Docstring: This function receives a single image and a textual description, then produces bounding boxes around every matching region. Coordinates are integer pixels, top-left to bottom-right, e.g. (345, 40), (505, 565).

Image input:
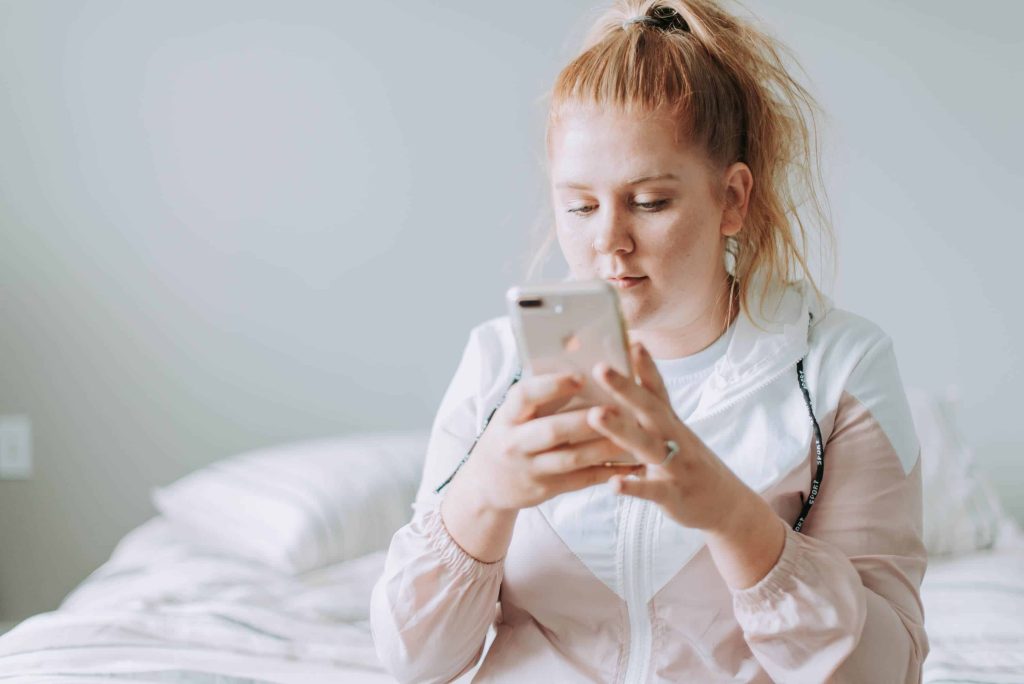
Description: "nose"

(591, 203), (635, 255)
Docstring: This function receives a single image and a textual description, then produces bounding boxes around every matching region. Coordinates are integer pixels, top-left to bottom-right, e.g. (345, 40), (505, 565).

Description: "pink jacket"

(370, 281), (928, 683)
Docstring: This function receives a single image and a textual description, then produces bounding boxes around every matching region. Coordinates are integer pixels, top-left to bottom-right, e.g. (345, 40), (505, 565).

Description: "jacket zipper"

(620, 495), (655, 683)
(617, 348), (806, 683)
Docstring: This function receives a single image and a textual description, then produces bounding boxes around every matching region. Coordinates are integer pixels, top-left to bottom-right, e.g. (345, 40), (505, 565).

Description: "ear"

(719, 162), (753, 237)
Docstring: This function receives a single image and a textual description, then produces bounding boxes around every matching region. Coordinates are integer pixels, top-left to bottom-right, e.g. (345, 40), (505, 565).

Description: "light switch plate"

(0, 415), (32, 479)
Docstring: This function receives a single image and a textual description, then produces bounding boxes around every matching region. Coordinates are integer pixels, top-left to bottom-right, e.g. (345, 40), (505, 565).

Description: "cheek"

(555, 222), (591, 260)
(659, 207), (706, 250)
(653, 206), (721, 266)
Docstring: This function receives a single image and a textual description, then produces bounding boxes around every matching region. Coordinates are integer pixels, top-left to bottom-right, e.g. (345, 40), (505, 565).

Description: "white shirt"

(651, 321), (735, 422)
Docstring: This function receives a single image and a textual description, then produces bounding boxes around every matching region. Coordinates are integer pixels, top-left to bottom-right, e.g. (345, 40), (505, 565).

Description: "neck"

(631, 276), (737, 360)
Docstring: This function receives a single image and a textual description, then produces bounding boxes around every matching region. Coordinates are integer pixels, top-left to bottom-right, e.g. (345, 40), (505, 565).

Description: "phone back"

(507, 279), (633, 413)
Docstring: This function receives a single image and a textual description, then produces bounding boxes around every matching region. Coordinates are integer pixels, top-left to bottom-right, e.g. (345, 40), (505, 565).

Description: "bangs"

(547, 28), (745, 167)
(552, 30), (691, 116)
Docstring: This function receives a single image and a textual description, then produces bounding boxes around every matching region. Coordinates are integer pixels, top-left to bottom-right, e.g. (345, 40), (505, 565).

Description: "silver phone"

(506, 280), (635, 463)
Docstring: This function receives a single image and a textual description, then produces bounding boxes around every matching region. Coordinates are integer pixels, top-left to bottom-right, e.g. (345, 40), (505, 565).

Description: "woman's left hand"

(588, 340), (750, 534)
(590, 339), (789, 588)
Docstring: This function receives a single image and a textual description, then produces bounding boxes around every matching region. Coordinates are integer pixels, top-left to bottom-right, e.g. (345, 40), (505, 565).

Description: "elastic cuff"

(421, 505), (504, 580)
(731, 525), (805, 611)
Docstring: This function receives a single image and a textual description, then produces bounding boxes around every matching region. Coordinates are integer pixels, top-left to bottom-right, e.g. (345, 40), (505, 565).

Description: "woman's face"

(547, 107), (749, 337)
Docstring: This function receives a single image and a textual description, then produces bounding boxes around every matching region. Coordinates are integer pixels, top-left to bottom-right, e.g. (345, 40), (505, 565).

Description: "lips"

(607, 276), (647, 289)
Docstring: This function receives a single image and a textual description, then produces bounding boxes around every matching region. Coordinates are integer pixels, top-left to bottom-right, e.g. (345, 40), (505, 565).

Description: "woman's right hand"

(453, 370), (645, 512)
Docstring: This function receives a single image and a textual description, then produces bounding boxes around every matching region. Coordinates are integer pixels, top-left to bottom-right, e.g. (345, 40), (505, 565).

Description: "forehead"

(547, 107), (703, 186)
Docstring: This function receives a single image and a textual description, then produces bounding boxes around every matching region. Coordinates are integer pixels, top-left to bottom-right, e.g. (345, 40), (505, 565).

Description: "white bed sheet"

(921, 533), (1024, 684)
(0, 516), (406, 683)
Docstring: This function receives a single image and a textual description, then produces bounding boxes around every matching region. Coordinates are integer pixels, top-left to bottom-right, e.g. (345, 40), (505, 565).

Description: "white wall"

(751, 0), (1024, 524)
(1, 0), (1021, 621)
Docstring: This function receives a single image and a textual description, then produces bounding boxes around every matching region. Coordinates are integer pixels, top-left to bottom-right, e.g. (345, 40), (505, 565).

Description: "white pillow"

(152, 430), (430, 574)
(906, 387), (1016, 557)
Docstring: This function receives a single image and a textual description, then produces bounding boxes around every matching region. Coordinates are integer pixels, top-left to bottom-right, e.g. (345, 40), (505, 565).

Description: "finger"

(630, 341), (671, 406)
(587, 403), (667, 466)
(506, 372), (583, 423)
(591, 361), (668, 435)
(516, 407), (604, 454)
(608, 471), (673, 503)
(548, 463), (645, 496)
(529, 437), (636, 475)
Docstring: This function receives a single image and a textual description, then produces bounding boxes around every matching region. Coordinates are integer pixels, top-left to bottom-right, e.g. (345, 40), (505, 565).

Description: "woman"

(370, 1), (927, 682)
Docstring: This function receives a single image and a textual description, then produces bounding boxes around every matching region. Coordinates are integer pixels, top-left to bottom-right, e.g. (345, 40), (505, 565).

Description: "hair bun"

(621, 5), (690, 33)
(649, 6), (690, 33)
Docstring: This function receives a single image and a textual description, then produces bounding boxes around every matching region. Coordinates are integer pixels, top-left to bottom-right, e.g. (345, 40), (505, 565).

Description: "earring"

(723, 235), (739, 276)
(724, 235), (740, 330)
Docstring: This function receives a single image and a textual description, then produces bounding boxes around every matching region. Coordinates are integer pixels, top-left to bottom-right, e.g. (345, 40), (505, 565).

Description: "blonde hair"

(527, 0), (834, 316)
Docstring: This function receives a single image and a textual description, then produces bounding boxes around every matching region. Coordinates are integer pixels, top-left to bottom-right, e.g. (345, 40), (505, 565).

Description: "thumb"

(608, 471), (670, 503)
(630, 341), (671, 405)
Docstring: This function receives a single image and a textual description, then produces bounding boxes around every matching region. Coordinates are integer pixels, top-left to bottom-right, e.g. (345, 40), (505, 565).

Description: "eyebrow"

(554, 173), (680, 189)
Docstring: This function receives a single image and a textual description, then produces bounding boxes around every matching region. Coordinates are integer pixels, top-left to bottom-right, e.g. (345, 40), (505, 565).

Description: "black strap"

(792, 357), (825, 532)
(434, 366), (522, 495)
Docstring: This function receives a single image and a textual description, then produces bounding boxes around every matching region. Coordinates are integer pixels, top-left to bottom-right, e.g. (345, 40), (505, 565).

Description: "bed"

(919, 532), (1024, 684)
(0, 390), (1021, 683)
(0, 516), (396, 683)
(0, 430), (494, 684)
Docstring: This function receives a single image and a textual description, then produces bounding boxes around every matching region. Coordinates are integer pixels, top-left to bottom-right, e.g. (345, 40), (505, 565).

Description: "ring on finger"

(660, 439), (680, 466)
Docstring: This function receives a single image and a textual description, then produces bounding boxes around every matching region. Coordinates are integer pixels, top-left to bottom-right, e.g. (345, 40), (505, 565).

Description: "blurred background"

(0, 0), (1021, 624)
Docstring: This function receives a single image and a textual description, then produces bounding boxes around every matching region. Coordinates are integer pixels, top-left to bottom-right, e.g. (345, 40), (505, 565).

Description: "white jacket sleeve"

(370, 324), (507, 684)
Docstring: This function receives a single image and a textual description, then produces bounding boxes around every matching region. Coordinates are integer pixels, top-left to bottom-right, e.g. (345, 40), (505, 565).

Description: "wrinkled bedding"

(921, 542), (1024, 684)
(0, 516), (398, 683)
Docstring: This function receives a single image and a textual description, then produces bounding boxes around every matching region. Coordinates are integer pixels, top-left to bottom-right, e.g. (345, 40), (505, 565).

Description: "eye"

(633, 199), (670, 211)
(566, 204), (597, 216)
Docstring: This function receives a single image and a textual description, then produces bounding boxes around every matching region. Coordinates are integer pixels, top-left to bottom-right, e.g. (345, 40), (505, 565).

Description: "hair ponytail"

(530, 0), (834, 316)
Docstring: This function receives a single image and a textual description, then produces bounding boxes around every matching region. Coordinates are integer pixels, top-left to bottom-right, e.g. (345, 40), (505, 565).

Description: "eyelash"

(567, 199), (670, 216)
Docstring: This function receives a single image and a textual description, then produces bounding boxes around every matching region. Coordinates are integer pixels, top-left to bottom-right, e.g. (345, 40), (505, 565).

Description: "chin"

(618, 298), (646, 325)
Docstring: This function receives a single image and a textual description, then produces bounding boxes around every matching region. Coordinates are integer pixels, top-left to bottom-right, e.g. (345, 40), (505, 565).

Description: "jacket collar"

(690, 278), (825, 421)
(554, 272), (827, 419)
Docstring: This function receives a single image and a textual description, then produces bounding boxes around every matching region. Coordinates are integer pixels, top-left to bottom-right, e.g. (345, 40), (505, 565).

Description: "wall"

(1, 0), (1021, 621)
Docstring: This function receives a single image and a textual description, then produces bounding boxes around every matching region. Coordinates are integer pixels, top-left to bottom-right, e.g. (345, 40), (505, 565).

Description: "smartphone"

(506, 279), (636, 465)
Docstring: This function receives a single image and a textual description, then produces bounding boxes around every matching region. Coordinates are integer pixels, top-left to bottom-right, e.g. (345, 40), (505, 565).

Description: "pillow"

(152, 430), (430, 574)
(906, 387), (1017, 557)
